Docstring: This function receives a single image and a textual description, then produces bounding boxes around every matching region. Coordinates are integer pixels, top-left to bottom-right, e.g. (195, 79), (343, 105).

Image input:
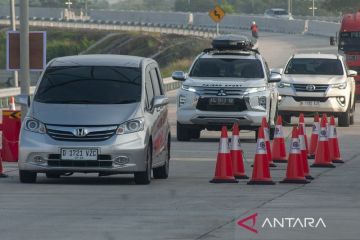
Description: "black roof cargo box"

(211, 34), (255, 50)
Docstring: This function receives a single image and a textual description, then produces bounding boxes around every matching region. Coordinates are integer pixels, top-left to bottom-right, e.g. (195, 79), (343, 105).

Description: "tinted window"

(150, 68), (161, 96)
(285, 58), (344, 75)
(190, 58), (264, 79)
(35, 66), (141, 104)
(145, 70), (154, 107)
(339, 32), (360, 51)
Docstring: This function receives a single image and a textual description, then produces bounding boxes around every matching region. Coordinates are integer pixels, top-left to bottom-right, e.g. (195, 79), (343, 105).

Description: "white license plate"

(301, 101), (320, 106)
(60, 148), (98, 160)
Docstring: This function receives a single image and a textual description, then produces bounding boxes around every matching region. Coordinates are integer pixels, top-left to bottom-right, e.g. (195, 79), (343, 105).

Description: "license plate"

(301, 101), (319, 106)
(60, 148), (98, 160)
(209, 97), (234, 105)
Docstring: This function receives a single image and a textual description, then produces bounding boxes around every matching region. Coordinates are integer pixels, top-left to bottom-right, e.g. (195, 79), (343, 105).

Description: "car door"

(150, 64), (168, 165)
(144, 65), (161, 166)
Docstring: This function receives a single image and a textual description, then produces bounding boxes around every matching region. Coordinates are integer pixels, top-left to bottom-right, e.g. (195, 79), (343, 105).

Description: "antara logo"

(237, 213), (327, 234)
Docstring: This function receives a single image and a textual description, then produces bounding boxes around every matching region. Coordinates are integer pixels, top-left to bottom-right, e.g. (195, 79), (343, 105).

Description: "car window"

(150, 68), (162, 96)
(35, 66), (141, 104)
(189, 58), (264, 79)
(145, 68), (154, 108)
(284, 58), (344, 75)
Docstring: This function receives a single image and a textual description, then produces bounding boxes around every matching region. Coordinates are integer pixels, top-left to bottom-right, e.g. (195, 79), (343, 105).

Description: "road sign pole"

(10, 0), (18, 87)
(19, 0), (30, 120)
(216, 23), (219, 35)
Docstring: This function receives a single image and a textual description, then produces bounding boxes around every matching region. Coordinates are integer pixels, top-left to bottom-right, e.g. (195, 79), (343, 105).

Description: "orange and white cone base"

(210, 126), (238, 183)
(0, 159), (8, 178)
(9, 96), (16, 111)
(329, 116), (344, 163)
(272, 116), (287, 163)
(281, 127), (310, 184)
(248, 127), (275, 185)
(230, 123), (248, 179)
(311, 115), (336, 168)
(298, 113), (309, 154)
(308, 115), (320, 159)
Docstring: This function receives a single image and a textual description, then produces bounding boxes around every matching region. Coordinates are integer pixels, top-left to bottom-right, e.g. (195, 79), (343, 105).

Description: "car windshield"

(189, 58), (264, 79)
(284, 58), (344, 75)
(339, 32), (360, 52)
(35, 66), (142, 104)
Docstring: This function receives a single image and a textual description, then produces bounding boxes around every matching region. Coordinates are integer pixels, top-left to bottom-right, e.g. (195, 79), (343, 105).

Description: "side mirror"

(330, 36), (336, 46)
(15, 94), (31, 107)
(270, 68), (283, 74)
(153, 95), (169, 108)
(172, 71), (187, 81)
(268, 73), (282, 83)
(348, 70), (358, 77)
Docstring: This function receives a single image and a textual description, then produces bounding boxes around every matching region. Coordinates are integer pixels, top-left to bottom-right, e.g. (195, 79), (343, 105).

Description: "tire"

(269, 127), (275, 140)
(350, 99), (355, 125)
(153, 139), (170, 179)
(338, 107), (350, 127)
(282, 115), (291, 125)
(19, 170), (37, 183)
(177, 122), (191, 141)
(134, 145), (152, 185)
(191, 129), (201, 139)
(46, 172), (61, 179)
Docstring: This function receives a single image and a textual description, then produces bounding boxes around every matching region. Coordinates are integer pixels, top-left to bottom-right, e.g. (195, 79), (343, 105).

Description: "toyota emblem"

(306, 85), (316, 92)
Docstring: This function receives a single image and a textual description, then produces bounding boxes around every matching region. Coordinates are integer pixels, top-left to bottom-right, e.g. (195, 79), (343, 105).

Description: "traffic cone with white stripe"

(9, 96), (16, 111)
(262, 117), (276, 167)
(210, 126), (238, 183)
(311, 114), (336, 168)
(329, 116), (344, 163)
(298, 124), (314, 180)
(298, 113), (309, 153)
(247, 127), (275, 185)
(272, 116), (287, 163)
(280, 127), (310, 184)
(308, 114), (320, 159)
(230, 123), (248, 179)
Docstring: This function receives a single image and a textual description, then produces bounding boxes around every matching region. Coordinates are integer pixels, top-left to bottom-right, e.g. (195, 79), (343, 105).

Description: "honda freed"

(18, 55), (170, 185)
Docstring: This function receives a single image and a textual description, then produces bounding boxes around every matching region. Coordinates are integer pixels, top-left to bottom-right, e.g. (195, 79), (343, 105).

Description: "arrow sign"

(10, 111), (21, 119)
(237, 213), (258, 234)
(209, 5), (225, 23)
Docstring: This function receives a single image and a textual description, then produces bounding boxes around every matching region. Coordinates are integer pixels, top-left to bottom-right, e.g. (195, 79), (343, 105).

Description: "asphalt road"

(1, 33), (360, 240)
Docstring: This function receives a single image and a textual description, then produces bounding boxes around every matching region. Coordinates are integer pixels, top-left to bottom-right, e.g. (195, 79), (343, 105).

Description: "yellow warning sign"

(3, 111), (21, 119)
(209, 5), (225, 23)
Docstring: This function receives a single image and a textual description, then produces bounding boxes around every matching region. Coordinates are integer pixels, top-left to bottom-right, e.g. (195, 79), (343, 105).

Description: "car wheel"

(177, 122), (191, 141)
(282, 115), (291, 125)
(191, 129), (201, 139)
(350, 100), (355, 125)
(134, 145), (152, 185)
(46, 173), (61, 179)
(19, 170), (37, 183)
(153, 139), (170, 179)
(338, 107), (350, 127)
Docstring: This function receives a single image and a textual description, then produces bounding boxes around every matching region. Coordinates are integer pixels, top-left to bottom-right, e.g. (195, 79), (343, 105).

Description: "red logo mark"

(237, 213), (258, 234)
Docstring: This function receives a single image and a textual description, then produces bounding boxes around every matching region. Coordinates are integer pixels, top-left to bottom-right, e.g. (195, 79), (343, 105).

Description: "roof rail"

(203, 47), (259, 55)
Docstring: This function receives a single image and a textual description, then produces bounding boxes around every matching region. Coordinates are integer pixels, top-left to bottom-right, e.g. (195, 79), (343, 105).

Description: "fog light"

(113, 156), (129, 166)
(258, 96), (267, 108)
(337, 96), (346, 106)
(33, 156), (45, 164)
(179, 95), (186, 107)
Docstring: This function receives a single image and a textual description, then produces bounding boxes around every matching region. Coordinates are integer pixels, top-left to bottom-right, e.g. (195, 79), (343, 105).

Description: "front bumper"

(18, 130), (148, 173)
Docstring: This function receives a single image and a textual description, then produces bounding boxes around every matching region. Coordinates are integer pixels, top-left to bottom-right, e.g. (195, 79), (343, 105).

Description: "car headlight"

(24, 117), (46, 134)
(245, 87), (266, 94)
(116, 118), (144, 135)
(278, 82), (291, 88)
(331, 82), (347, 89)
(181, 84), (197, 93)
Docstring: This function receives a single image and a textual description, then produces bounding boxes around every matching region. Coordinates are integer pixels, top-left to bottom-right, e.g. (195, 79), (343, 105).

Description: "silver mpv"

(18, 55), (171, 185)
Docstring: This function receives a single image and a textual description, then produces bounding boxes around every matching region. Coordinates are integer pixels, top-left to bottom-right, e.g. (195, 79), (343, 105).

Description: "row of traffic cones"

(210, 113), (343, 184)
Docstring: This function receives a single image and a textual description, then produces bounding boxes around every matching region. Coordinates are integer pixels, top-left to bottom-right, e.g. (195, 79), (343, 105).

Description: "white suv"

(278, 53), (357, 126)
(172, 35), (280, 141)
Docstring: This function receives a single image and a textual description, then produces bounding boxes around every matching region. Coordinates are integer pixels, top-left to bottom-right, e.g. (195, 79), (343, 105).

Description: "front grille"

(46, 125), (117, 142)
(196, 98), (247, 112)
(201, 87), (246, 96)
(293, 84), (328, 93)
(47, 160), (112, 168)
(293, 96), (328, 102)
(48, 154), (111, 160)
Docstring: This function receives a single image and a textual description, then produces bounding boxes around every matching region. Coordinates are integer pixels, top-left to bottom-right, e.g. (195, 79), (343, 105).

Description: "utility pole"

(312, 0), (315, 17)
(10, 0), (18, 87)
(19, 0), (30, 119)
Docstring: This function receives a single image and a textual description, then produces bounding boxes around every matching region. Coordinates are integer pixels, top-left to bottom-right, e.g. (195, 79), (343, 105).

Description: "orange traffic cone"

(272, 116), (287, 163)
(280, 127), (310, 184)
(329, 116), (344, 163)
(308, 114), (320, 159)
(298, 113), (309, 153)
(311, 114), (335, 168)
(262, 117), (276, 167)
(247, 127), (275, 185)
(9, 96), (16, 111)
(298, 125), (314, 180)
(210, 126), (238, 183)
(230, 123), (248, 179)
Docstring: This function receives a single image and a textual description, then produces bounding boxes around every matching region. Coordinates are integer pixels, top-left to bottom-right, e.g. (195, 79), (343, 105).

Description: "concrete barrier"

(307, 20), (339, 37)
